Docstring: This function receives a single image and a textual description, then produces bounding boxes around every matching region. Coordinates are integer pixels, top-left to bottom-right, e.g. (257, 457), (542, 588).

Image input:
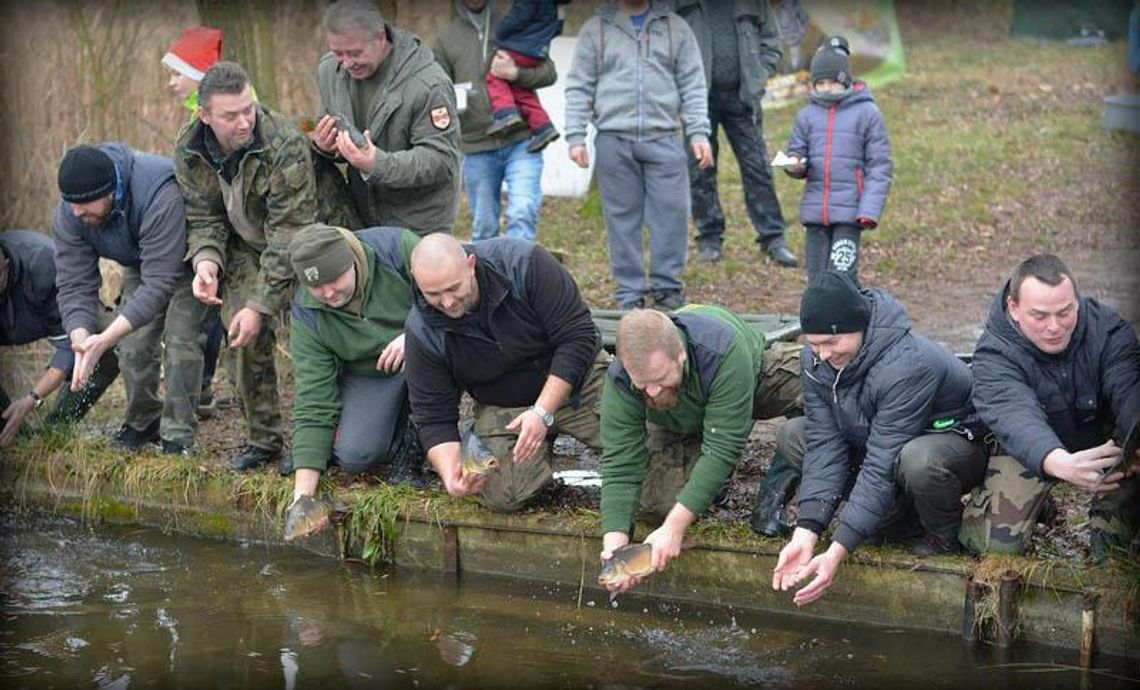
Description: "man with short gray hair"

(310, 0), (461, 235)
(175, 60), (320, 471)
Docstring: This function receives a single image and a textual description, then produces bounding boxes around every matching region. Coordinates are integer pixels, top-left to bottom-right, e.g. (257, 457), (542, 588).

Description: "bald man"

(404, 233), (608, 511)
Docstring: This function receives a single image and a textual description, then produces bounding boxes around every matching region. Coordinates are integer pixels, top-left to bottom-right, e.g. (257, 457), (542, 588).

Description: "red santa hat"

(161, 26), (223, 82)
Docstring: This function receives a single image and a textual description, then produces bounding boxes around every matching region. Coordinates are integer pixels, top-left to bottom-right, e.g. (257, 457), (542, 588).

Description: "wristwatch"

(28, 390), (44, 410)
(530, 403), (554, 428)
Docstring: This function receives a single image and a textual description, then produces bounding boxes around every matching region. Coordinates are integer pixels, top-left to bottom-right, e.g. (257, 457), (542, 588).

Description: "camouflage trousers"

(776, 416), (988, 540)
(959, 454), (1140, 555)
(474, 351), (610, 512)
(221, 244), (284, 451)
(116, 266), (211, 447)
(638, 340), (805, 521)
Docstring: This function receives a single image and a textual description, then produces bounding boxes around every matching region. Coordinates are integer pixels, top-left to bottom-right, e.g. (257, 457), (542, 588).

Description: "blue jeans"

(461, 140), (543, 242)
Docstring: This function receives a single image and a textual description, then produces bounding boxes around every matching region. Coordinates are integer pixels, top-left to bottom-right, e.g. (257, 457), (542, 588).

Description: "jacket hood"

(598, 1), (672, 25)
(809, 79), (876, 109)
(377, 26), (439, 91)
(842, 289), (911, 380)
(983, 279), (1090, 363)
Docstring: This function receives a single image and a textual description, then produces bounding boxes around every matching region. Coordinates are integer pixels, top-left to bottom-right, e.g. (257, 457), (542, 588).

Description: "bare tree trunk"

(196, 0), (278, 107)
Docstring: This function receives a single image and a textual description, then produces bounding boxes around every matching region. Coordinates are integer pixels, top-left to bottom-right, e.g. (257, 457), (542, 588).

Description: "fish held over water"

(283, 495), (346, 542)
(460, 422), (500, 476)
(597, 543), (654, 595)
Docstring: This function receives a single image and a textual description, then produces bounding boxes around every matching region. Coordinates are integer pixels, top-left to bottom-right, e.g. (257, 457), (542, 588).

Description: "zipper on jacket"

(822, 103), (838, 226)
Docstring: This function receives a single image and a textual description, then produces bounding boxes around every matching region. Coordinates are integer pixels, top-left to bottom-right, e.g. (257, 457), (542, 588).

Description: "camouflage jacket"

(174, 105), (319, 314)
(318, 24), (461, 235)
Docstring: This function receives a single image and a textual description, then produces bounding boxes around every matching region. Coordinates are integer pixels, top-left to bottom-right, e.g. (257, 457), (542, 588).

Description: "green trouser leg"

(1089, 473), (1140, 561)
(958, 455), (1052, 555)
(116, 267), (164, 432)
(475, 352), (609, 513)
(222, 247), (283, 451)
(46, 350), (121, 426)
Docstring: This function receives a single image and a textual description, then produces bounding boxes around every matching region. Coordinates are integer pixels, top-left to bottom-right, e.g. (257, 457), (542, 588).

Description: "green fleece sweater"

(600, 305), (765, 534)
(290, 228), (419, 472)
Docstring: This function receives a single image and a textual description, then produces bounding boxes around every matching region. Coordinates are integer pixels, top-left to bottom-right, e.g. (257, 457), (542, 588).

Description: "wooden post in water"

(961, 578), (982, 642)
(996, 569), (1021, 647)
(1079, 590), (1098, 668)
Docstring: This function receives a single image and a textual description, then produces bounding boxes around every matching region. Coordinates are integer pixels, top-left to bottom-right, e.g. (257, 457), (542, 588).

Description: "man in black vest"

(52, 144), (211, 454)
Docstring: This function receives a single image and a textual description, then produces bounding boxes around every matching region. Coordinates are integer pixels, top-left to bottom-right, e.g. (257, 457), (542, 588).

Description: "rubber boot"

(749, 452), (801, 538)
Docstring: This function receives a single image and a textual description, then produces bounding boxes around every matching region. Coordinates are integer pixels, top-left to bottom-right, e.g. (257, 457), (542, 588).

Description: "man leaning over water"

(285, 224), (426, 510)
(598, 305), (802, 596)
(404, 233), (608, 511)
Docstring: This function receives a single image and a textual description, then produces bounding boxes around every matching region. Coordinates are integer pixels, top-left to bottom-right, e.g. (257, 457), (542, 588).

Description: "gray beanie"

(810, 36), (852, 86)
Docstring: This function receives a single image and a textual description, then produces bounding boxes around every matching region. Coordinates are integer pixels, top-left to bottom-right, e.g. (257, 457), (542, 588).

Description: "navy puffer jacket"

(797, 290), (976, 552)
(787, 81), (893, 227)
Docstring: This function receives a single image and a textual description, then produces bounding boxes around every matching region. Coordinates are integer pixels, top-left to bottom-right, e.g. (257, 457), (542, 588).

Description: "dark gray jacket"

(0, 230), (73, 373)
(672, 0), (782, 112)
(972, 283), (1140, 478)
(52, 143), (187, 334)
(786, 81), (893, 227)
(797, 290), (976, 552)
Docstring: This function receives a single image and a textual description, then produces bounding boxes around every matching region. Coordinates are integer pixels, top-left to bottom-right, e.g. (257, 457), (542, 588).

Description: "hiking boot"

(110, 419), (161, 451)
(763, 242), (799, 268)
(617, 297), (645, 310)
(230, 445), (280, 472)
(487, 113), (526, 137)
(651, 290), (685, 311)
(197, 389), (217, 420)
(749, 452), (800, 538)
(912, 533), (964, 557)
(696, 245), (722, 263)
(527, 126), (560, 154)
(161, 439), (190, 456)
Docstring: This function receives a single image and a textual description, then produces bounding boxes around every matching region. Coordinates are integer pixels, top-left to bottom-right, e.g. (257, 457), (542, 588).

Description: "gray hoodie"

(564, 1), (710, 145)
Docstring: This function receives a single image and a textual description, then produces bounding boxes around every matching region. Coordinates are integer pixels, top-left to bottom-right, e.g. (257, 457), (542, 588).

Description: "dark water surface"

(1, 511), (1137, 689)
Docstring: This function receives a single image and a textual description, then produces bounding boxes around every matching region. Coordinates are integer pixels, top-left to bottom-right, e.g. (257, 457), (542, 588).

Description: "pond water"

(1, 511), (1137, 689)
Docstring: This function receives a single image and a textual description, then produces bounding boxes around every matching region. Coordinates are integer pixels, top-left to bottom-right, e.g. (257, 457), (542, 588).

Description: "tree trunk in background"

(196, 0), (278, 107)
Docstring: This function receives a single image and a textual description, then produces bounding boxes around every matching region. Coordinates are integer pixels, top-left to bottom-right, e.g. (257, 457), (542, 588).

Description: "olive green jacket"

(317, 25), (462, 235)
(174, 105), (319, 315)
(433, 2), (557, 155)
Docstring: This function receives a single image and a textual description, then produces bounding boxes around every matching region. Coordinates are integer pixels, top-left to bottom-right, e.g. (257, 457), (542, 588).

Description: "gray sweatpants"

(332, 372), (407, 474)
(594, 132), (690, 305)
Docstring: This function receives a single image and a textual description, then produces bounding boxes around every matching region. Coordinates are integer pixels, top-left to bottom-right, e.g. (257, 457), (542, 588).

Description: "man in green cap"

(175, 60), (320, 471)
(286, 223), (424, 508)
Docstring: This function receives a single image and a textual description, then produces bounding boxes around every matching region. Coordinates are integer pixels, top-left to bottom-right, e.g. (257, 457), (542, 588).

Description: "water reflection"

(0, 511), (1136, 689)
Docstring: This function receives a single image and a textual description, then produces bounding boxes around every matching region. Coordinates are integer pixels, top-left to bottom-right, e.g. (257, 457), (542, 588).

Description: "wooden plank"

(591, 309), (801, 352)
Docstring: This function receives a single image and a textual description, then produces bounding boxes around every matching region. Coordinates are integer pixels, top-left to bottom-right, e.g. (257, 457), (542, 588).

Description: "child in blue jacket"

(785, 36), (893, 281)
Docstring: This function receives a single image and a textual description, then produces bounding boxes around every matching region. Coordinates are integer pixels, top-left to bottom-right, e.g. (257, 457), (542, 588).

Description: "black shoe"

(487, 113), (526, 136)
(696, 245), (722, 263)
(652, 290), (685, 311)
(763, 243), (799, 267)
(277, 454), (294, 477)
(749, 453), (800, 538)
(161, 439), (190, 456)
(110, 419), (161, 451)
(230, 445), (280, 472)
(617, 297), (645, 310)
(527, 127), (560, 154)
(912, 533), (963, 557)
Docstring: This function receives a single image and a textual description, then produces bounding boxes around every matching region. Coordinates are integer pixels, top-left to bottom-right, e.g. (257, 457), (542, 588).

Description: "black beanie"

(58, 145), (116, 203)
(799, 271), (870, 335)
(810, 36), (852, 86)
